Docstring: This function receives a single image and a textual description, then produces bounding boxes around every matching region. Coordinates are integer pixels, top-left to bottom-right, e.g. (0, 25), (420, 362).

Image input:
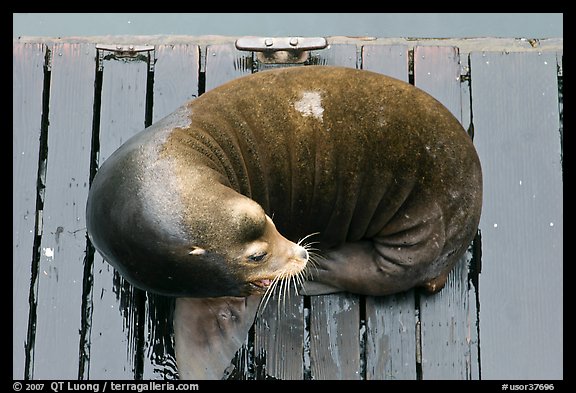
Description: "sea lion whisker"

(304, 252), (323, 273)
(297, 232), (321, 246)
(257, 288), (272, 314)
(292, 273), (304, 295)
(302, 258), (323, 281)
(258, 275), (281, 314)
(282, 274), (290, 312)
(259, 287), (276, 314)
(310, 250), (326, 260)
(303, 245), (321, 254)
(258, 268), (296, 314)
(276, 275), (286, 315)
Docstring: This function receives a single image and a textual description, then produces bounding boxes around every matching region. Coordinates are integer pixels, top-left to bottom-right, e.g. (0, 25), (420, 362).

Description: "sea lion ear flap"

(189, 247), (207, 256)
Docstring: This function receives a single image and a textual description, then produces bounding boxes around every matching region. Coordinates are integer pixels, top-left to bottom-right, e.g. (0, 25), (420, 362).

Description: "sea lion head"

(178, 193), (310, 298)
(86, 135), (309, 298)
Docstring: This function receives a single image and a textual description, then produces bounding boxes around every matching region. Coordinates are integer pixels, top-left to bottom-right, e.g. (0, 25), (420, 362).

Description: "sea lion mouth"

(247, 277), (275, 294)
(251, 278), (273, 289)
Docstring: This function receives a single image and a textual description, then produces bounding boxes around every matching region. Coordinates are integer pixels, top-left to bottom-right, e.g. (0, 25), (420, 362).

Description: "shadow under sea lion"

(86, 65), (482, 379)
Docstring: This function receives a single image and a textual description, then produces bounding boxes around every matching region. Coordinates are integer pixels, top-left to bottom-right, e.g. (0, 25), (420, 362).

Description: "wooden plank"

(152, 44), (200, 122)
(363, 293), (417, 380)
(142, 43), (199, 380)
(361, 44), (418, 380)
(458, 56), (481, 381)
(200, 43), (300, 379)
(88, 54), (149, 379)
(13, 42), (46, 379)
(362, 44), (408, 80)
(471, 51), (562, 379)
(414, 46), (462, 118)
(254, 288), (305, 380)
(309, 294), (361, 379)
(203, 43), (298, 379)
(413, 45), (479, 379)
(199, 43), (256, 379)
(204, 44), (252, 92)
(32, 43), (96, 379)
(307, 44), (362, 380)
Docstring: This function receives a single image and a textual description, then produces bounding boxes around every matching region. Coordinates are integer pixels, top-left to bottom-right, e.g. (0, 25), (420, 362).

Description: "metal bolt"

(289, 37), (299, 46)
(264, 38), (274, 47)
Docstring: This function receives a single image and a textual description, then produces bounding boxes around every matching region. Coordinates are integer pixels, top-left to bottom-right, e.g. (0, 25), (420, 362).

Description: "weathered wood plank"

(88, 54), (149, 379)
(309, 293), (362, 380)
(254, 288), (305, 380)
(362, 44), (408, 79)
(361, 44), (418, 380)
(458, 56), (481, 380)
(204, 44), (252, 92)
(471, 51), (563, 379)
(152, 44), (200, 122)
(250, 52), (308, 377)
(317, 43), (358, 68)
(33, 43), (96, 379)
(307, 44), (362, 380)
(414, 46), (462, 118)
(13, 42), (46, 379)
(203, 44), (301, 379)
(142, 44), (200, 380)
(201, 43), (258, 379)
(413, 45), (479, 379)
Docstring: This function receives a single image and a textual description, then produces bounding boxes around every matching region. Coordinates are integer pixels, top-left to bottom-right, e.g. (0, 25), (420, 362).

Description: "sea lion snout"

(295, 246), (309, 263)
(286, 243), (309, 274)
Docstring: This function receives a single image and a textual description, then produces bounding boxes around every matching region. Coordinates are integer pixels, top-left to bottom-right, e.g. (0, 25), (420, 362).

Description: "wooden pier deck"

(13, 36), (563, 380)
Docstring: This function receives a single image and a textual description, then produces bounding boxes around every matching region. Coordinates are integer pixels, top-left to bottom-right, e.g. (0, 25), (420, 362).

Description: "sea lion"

(85, 65), (482, 379)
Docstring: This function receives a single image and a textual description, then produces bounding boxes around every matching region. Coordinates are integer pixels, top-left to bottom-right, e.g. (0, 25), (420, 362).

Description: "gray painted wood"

(458, 63), (481, 381)
(308, 44), (362, 380)
(362, 44), (408, 79)
(152, 44), (200, 122)
(254, 287), (305, 380)
(201, 43), (258, 378)
(88, 53), (149, 379)
(12, 35), (563, 381)
(414, 45), (479, 379)
(203, 43), (308, 380)
(201, 43), (306, 379)
(33, 43), (96, 379)
(204, 44), (252, 92)
(471, 51), (563, 379)
(13, 42), (46, 379)
(361, 44), (418, 380)
(365, 294), (418, 380)
(142, 44), (200, 380)
(309, 294), (361, 379)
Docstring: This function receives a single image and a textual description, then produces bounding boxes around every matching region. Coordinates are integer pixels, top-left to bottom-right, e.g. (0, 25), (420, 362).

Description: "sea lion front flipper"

(302, 237), (446, 297)
(298, 280), (343, 296)
(174, 295), (261, 380)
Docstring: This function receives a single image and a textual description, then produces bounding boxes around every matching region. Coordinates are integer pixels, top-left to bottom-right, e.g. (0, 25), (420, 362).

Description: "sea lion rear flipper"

(174, 295), (261, 379)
